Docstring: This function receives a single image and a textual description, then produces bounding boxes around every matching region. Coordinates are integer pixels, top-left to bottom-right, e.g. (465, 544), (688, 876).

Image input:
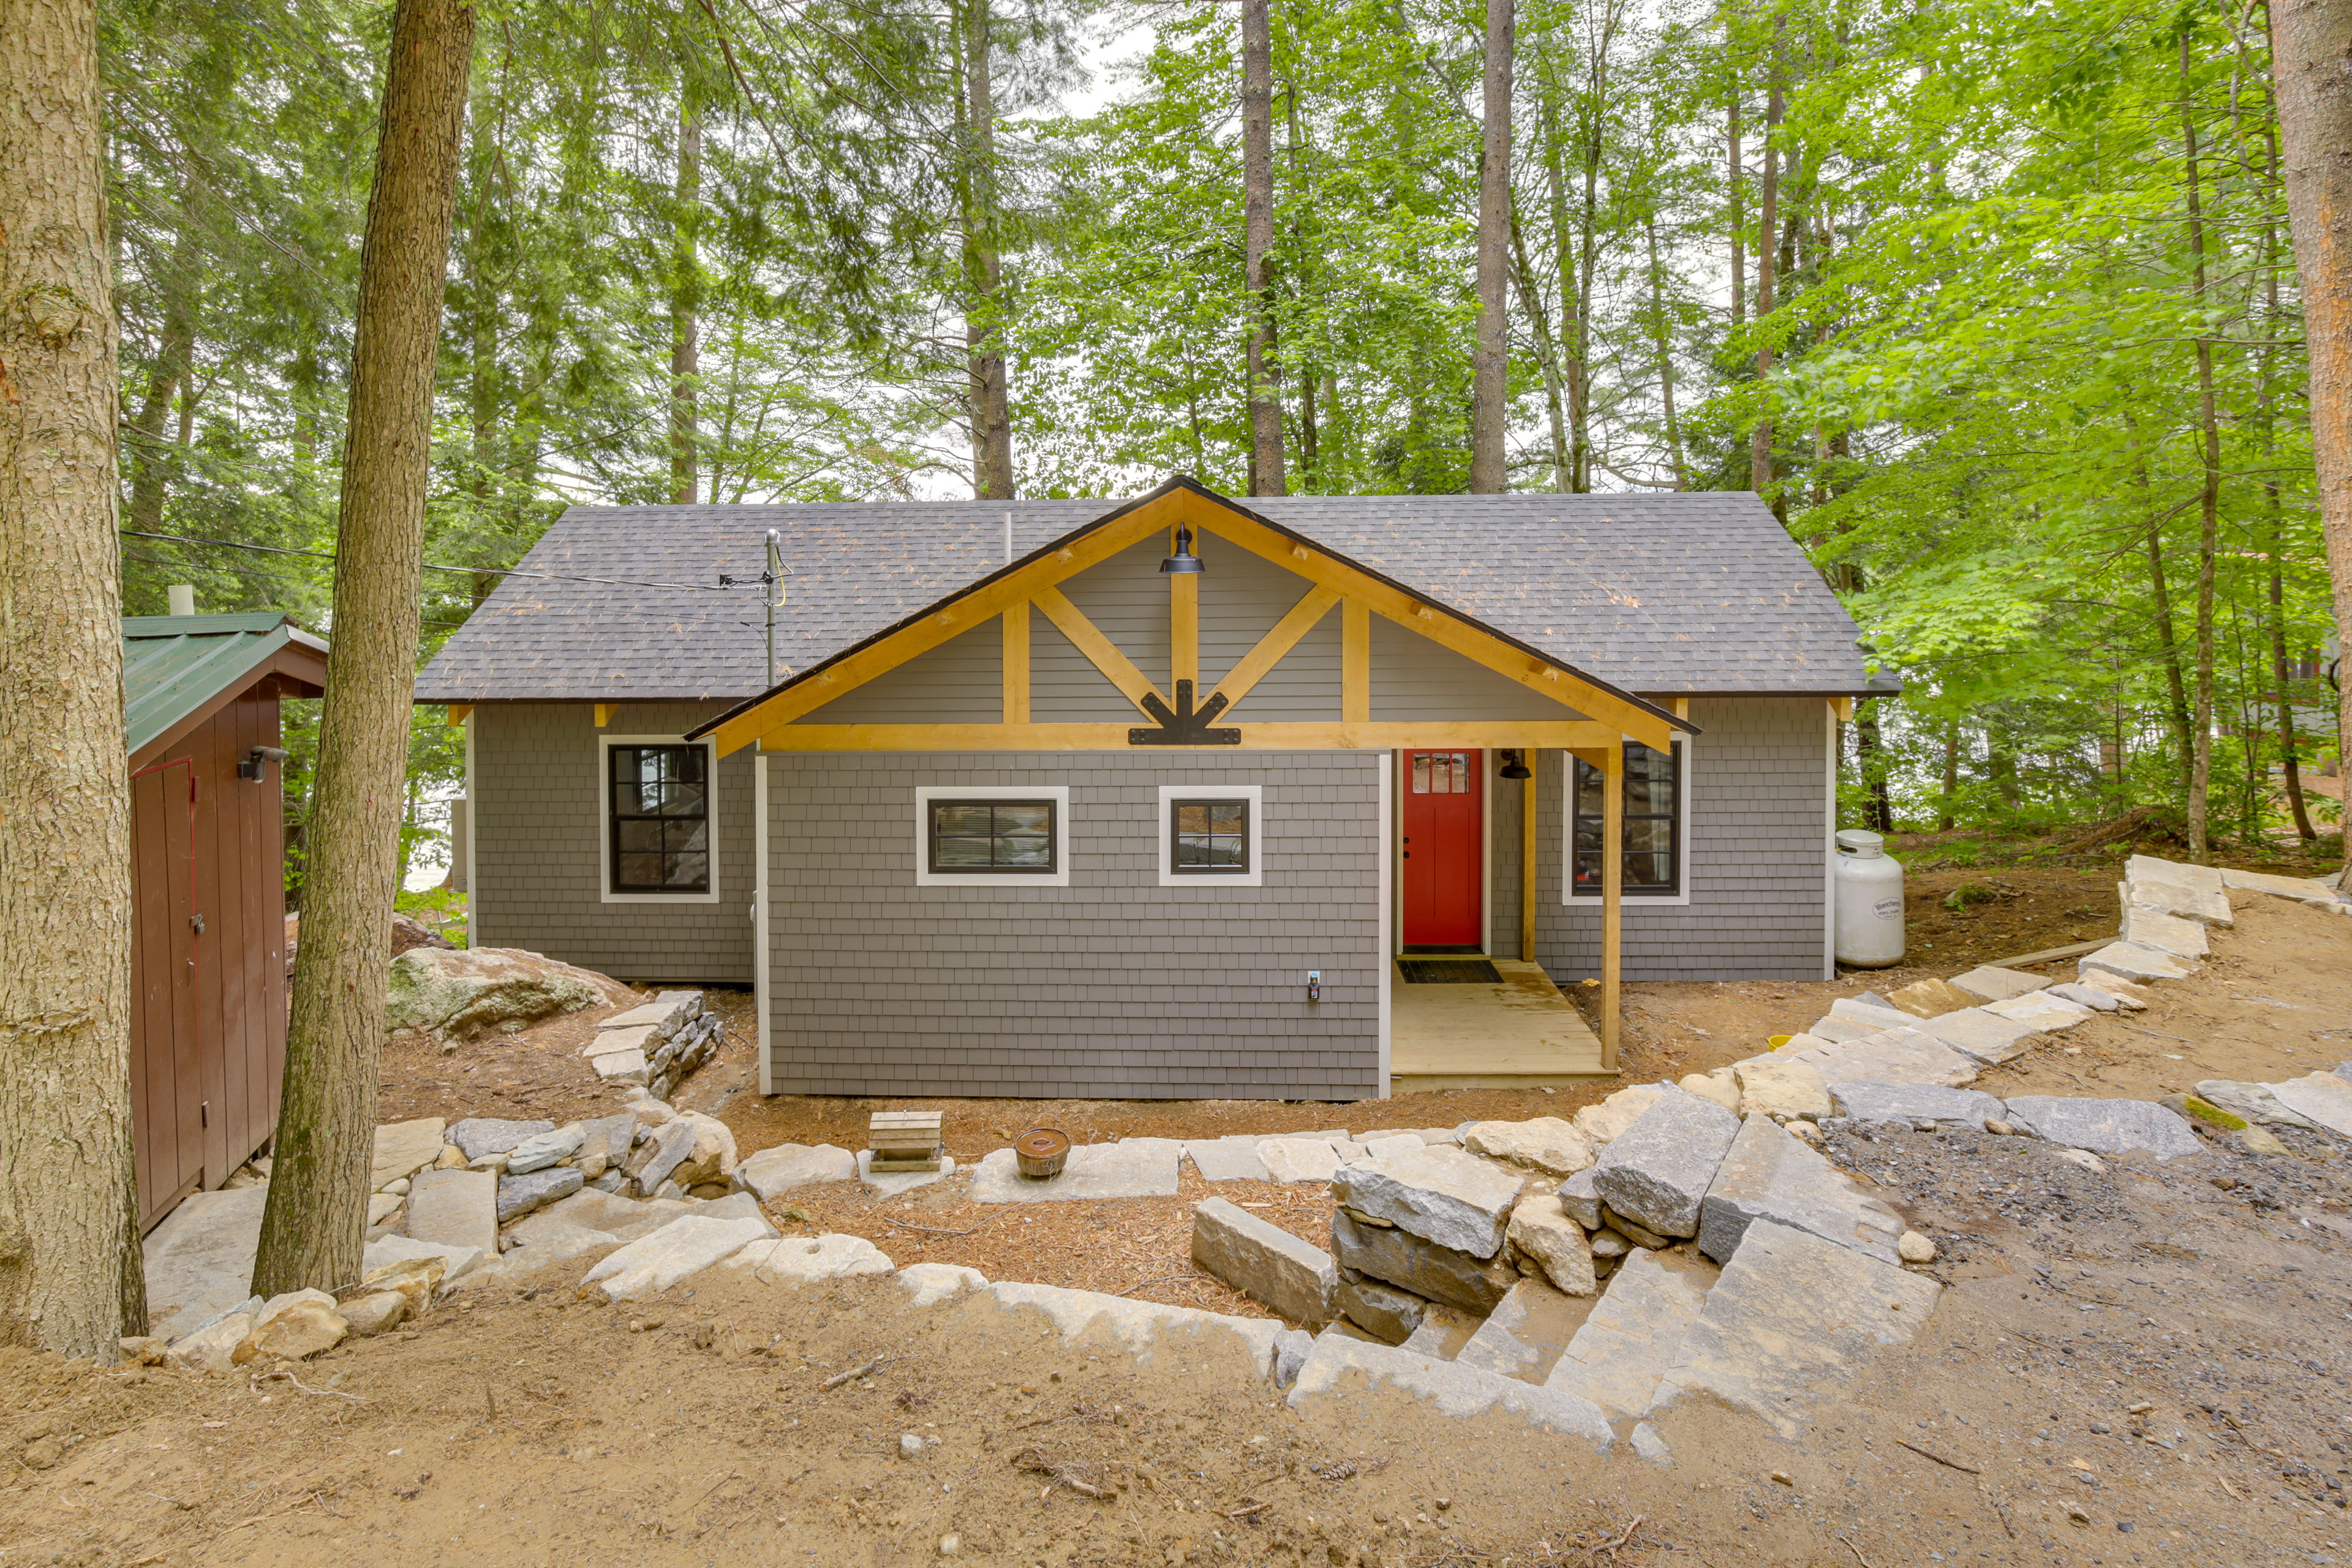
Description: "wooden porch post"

(1602, 741), (1623, 1069)
(1520, 751), (1538, 963)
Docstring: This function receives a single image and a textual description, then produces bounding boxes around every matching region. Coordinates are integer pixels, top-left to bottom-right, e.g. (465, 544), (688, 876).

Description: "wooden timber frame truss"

(688, 477), (1698, 1069)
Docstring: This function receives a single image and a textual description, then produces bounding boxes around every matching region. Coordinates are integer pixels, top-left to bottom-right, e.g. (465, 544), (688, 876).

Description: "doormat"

(1397, 957), (1502, 984)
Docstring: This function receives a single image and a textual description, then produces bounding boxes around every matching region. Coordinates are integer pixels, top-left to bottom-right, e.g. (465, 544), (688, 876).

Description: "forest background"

(109, 0), (2345, 899)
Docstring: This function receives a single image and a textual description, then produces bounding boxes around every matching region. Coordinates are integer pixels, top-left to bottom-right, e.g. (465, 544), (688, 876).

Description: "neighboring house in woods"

(418, 477), (1887, 1102)
(127, 612), (326, 1231)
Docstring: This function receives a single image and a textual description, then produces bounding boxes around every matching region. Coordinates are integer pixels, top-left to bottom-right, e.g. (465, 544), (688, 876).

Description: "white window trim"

(1561, 735), (1694, 908)
(914, 784), (1071, 888)
(1156, 783), (1265, 888)
(599, 733), (722, 905)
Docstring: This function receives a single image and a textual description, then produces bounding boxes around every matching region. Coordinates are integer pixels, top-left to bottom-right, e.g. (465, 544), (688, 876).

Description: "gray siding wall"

(1520, 696), (1828, 982)
(1369, 616), (1587, 722)
(472, 701), (757, 983)
(1491, 755), (1528, 960)
(765, 750), (1383, 1099)
(800, 622), (1003, 723)
(1200, 536), (1341, 719)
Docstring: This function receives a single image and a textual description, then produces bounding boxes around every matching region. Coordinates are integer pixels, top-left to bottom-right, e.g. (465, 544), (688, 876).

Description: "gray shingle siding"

(764, 751), (1382, 1099)
(471, 702), (756, 982)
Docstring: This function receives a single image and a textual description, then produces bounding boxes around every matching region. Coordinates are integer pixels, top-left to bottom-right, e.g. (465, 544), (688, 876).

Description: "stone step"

(1287, 1333), (1613, 1447)
(1542, 1246), (1715, 1423)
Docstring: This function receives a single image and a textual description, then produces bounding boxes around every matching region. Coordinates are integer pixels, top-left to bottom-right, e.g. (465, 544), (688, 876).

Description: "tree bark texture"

(253, 0), (475, 1298)
(1468, 0), (1513, 494)
(961, 0), (1014, 500)
(1240, 0), (1286, 495)
(0, 0), (146, 1359)
(2269, 0), (2352, 881)
(2180, 32), (2221, 863)
(669, 96), (701, 506)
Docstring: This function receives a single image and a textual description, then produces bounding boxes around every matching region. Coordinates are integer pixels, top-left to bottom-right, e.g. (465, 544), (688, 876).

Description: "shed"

(126, 612), (328, 1230)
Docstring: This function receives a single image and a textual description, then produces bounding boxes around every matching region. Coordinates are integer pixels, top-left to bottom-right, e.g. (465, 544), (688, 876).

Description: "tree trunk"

(1507, 210), (1571, 493)
(1468, 0), (1513, 494)
(668, 94), (700, 506)
(2269, 0), (2352, 883)
(126, 165), (202, 539)
(1727, 87), (1744, 330)
(252, 0), (475, 1299)
(0, 0), (145, 1361)
(2145, 518), (2198, 792)
(1937, 720), (1959, 831)
(2180, 32), (2221, 864)
(1540, 93), (1585, 493)
(961, 0), (1014, 500)
(1646, 216), (1687, 488)
(1749, 39), (1781, 500)
(1241, 0), (1286, 495)
(1856, 698), (1893, 832)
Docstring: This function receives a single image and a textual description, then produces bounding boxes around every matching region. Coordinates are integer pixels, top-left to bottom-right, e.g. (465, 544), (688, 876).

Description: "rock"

(237, 1289), (347, 1363)
(1982, 991), (2094, 1032)
(1795, 1016), (1883, 1046)
(1600, 1205), (1672, 1251)
(856, 1149), (957, 1195)
(2124, 856), (2233, 924)
(1544, 1248), (1714, 1422)
(168, 1312), (253, 1374)
(899, 1434), (925, 1459)
(1588, 1229), (1629, 1259)
(1461, 1118), (1596, 1177)
(1733, 1057), (1833, 1122)
(1630, 1422), (1673, 1466)
(733, 1143), (857, 1198)
(1359, 1133), (1426, 1161)
(1910, 1008), (2043, 1066)
(1946, 965), (2049, 1005)
(1330, 1209), (1517, 1314)
(1507, 1194), (1597, 1297)
(339, 1291), (411, 1336)
(496, 1166), (585, 1225)
(1185, 1138), (1272, 1183)
(726, 1233), (896, 1285)
(2120, 906), (2211, 959)
(362, 1232), (478, 1285)
(1883, 978), (1977, 1019)
(2079, 941), (2194, 984)
(142, 1185), (271, 1341)
(434, 1145), (467, 1169)
(478, 1223), (619, 1281)
(625, 1119), (699, 1193)
(668, 1111), (738, 1188)
(371, 1118), (448, 1190)
(2220, 865), (2348, 903)
(2162, 1092), (2245, 1130)
(1257, 1137), (1348, 1184)
(406, 1167), (499, 1259)
(1698, 1115), (1903, 1265)
(599, 990), (704, 1040)
(971, 1139), (1178, 1203)
(587, 1046), (649, 1085)
(579, 1215), (773, 1302)
(2238, 1126), (2293, 1157)
(1329, 1145), (1523, 1258)
(980, 1281), (1287, 1376)
(118, 1335), (168, 1366)
(1678, 1072), (1742, 1113)
(386, 946), (628, 1046)
(1898, 1231), (1937, 1264)
(1649, 1219), (1942, 1439)
(1286, 1335), (1613, 1446)
(2001, 1097), (2202, 1159)
(1826, 997), (1918, 1033)
(366, 1193), (403, 1227)
(899, 1262), (988, 1308)
(1336, 1275), (1433, 1344)
(1556, 1167), (1602, 1229)
(505, 1123), (586, 1175)
(2052, 1148), (2108, 1174)
(2267, 1072), (2352, 1137)
(2194, 1079), (2323, 1131)
(1589, 1087), (1739, 1240)
(1570, 1084), (1663, 1148)
(1778, 1027), (1980, 1088)
(1455, 1278), (1586, 1384)
(448, 1118), (557, 1162)
(1272, 1327), (1314, 1390)
(1828, 1081), (2005, 1126)
(1191, 1198), (1338, 1325)
(2045, 982), (2122, 1012)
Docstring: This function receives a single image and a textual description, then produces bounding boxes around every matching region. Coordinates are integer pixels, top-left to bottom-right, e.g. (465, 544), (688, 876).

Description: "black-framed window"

(927, 799), (1057, 874)
(1170, 798), (1250, 875)
(609, 744), (710, 893)
(1573, 742), (1680, 896)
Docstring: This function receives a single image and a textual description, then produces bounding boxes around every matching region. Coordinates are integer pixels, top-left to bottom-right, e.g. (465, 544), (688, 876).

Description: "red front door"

(1401, 750), (1483, 948)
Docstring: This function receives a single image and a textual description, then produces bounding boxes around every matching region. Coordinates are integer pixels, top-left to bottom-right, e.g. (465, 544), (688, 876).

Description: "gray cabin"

(418, 478), (1884, 1102)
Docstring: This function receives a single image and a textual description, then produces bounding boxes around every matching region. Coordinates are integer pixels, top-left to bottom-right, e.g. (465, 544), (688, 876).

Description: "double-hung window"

(1568, 740), (1687, 901)
(606, 742), (714, 896)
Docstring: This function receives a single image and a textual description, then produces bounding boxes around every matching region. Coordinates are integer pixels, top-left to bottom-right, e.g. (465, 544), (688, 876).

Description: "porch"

(1387, 957), (1610, 1093)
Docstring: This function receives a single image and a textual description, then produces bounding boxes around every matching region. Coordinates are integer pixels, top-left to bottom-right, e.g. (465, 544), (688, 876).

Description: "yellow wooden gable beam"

(1208, 583), (1340, 714)
(1031, 586), (1163, 715)
(445, 703), (473, 726)
(1000, 603), (1030, 724)
(760, 719), (1627, 753)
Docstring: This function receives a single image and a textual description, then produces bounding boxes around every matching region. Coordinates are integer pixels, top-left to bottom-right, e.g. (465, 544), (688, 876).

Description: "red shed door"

(1401, 750), (1483, 948)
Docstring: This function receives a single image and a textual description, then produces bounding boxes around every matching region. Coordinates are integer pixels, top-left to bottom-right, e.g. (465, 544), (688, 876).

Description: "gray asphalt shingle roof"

(415, 483), (1872, 704)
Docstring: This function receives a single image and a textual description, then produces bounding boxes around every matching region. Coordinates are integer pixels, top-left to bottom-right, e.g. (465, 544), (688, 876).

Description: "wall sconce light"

(1498, 748), (1531, 780)
(1159, 524), (1204, 575)
(239, 747), (290, 782)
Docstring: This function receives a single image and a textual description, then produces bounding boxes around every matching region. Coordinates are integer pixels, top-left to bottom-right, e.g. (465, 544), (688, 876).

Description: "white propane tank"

(1833, 828), (1906, 968)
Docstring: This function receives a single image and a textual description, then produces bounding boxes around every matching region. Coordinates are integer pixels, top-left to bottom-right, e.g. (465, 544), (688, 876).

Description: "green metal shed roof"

(124, 613), (330, 758)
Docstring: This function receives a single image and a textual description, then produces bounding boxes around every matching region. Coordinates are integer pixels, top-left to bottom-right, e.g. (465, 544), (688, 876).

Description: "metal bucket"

(1014, 1128), (1071, 1180)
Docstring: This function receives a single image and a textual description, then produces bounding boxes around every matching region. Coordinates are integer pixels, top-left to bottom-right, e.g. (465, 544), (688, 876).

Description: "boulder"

(1678, 1071), (1742, 1113)
(362, 1232), (478, 1286)
(2120, 906), (2211, 960)
(371, 1118), (447, 1191)
(1589, 1087), (1740, 1240)
(168, 1311), (254, 1375)
(1286, 1334), (1613, 1445)
(733, 1142), (858, 1198)
(1883, 977), (1977, 1019)
(667, 1111), (738, 1188)
(236, 1290), (347, 1363)
(1733, 1057), (1832, 1121)
(1461, 1118), (1596, 1178)
(1505, 1194), (1597, 1297)
(2124, 855), (2233, 924)
(1556, 1167), (1603, 1229)
(1336, 1275), (1433, 1344)
(1569, 1084), (1663, 1148)
(477, 1221), (619, 1280)
(1330, 1209), (1517, 1314)
(1911, 1008), (2043, 1066)
(2264, 1072), (2352, 1139)
(1649, 1219), (1942, 1439)
(448, 1118), (556, 1162)
(579, 1215), (772, 1302)
(1543, 1248), (1713, 1423)
(575, 1114), (638, 1180)
(338, 1291), (410, 1336)
(1945, 966), (2049, 1005)
(2193, 1079), (2321, 1131)
(497, 1166), (584, 1224)
(587, 1045), (650, 1085)
(1828, 1081), (2005, 1126)
(1697, 1115), (1903, 1265)
(2079, 941), (2194, 984)
(726, 1234), (896, 1285)
(1191, 1198), (1338, 1326)
(2001, 1096), (2203, 1159)
(1328, 1145), (1523, 1258)
(522, 1188), (673, 1243)
(386, 946), (630, 1045)
(899, 1262), (989, 1307)
(406, 1167), (499, 1259)
(505, 1123), (586, 1175)
(1456, 1278), (1588, 1384)
(625, 1118), (699, 1193)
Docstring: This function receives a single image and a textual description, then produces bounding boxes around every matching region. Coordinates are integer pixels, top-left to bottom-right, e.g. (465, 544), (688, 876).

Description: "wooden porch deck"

(1387, 958), (1613, 1093)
